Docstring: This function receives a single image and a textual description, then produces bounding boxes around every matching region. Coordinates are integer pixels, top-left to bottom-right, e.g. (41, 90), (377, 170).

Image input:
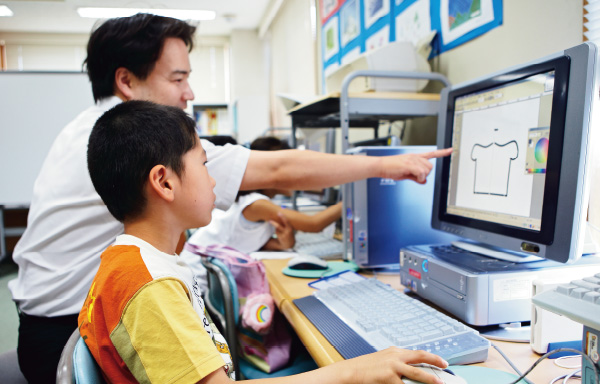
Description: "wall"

(230, 30), (270, 144)
(0, 32), (232, 120)
(0, 32), (87, 70)
(432, 0), (583, 85)
(267, 0), (318, 129)
(401, 0), (584, 145)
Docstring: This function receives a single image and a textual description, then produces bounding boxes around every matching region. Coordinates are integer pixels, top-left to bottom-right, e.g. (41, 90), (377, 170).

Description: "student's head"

(238, 136), (291, 199)
(250, 136), (291, 151)
(85, 13), (196, 109)
(201, 135), (238, 146)
(88, 100), (215, 227)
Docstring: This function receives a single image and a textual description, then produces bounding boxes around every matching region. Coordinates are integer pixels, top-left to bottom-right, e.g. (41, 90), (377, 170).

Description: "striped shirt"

(78, 234), (234, 383)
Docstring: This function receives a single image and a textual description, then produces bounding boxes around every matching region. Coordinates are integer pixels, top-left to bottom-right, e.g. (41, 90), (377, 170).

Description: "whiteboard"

(0, 72), (94, 206)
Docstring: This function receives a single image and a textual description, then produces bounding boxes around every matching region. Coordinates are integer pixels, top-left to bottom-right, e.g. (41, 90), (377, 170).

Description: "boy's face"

(176, 138), (216, 228)
(130, 37), (194, 109)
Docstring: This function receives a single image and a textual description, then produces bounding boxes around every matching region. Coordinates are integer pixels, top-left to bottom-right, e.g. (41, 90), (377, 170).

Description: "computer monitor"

(432, 42), (599, 264)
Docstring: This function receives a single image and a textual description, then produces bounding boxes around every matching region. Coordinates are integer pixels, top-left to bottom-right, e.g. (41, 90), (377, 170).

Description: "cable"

(554, 355), (582, 369)
(491, 342), (534, 384)
(506, 348), (598, 384)
(549, 370), (581, 384)
(562, 369), (581, 383)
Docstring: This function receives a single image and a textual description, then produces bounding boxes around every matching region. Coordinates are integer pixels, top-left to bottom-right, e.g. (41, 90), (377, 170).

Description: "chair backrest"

(57, 329), (105, 384)
(200, 256), (319, 379)
(201, 256), (240, 372)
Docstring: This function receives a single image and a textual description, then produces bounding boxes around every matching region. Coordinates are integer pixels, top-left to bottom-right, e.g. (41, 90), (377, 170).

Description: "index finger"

(419, 147), (453, 159)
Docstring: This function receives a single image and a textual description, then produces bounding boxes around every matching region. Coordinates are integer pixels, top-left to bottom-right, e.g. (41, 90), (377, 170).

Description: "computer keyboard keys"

(570, 287), (588, 299)
(556, 284), (578, 295)
(583, 291), (600, 303)
(572, 279), (599, 290)
(312, 278), (489, 364)
(533, 272), (600, 331)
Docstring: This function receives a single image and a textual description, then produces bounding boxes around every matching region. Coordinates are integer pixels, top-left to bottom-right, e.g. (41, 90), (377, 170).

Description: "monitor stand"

(476, 322), (531, 343)
(451, 241), (543, 263)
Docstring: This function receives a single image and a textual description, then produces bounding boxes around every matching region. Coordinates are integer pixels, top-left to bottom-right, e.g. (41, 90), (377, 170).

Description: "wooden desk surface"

(263, 258), (574, 383)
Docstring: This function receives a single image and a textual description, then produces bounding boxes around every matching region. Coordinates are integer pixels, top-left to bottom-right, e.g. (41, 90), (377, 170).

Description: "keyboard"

(295, 278), (490, 364)
(532, 273), (600, 330)
(293, 231), (344, 259)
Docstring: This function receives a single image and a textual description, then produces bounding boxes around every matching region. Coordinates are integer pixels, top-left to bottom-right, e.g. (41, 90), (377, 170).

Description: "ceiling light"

(76, 7), (216, 21)
(0, 5), (14, 17)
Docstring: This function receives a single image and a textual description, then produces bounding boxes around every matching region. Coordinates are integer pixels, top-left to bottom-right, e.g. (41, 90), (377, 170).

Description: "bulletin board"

(320, 0), (503, 76)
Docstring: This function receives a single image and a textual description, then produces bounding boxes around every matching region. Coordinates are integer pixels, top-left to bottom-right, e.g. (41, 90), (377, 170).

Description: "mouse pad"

(449, 365), (527, 384)
(282, 261), (359, 278)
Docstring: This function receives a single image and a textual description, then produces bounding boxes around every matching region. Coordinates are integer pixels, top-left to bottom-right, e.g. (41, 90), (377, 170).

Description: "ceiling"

(0, 0), (271, 35)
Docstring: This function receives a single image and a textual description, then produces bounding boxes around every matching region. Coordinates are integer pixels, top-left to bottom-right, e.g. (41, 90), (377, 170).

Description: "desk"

(263, 258), (573, 383)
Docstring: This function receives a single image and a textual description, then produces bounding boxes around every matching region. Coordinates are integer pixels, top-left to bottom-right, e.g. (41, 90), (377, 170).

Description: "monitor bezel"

(437, 57), (570, 246)
(432, 43), (598, 263)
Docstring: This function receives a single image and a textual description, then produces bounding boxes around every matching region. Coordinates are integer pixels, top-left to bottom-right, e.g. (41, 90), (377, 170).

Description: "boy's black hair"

(88, 100), (198, 222)
(85, 13), (196, 102)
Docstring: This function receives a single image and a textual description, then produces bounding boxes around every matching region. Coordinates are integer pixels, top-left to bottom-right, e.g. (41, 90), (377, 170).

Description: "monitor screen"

(432, 43), (599, 263)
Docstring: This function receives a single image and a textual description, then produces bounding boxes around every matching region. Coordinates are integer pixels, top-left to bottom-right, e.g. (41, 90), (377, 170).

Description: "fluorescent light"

(77, 7), (216, 21)
(0, 5), (13, 17)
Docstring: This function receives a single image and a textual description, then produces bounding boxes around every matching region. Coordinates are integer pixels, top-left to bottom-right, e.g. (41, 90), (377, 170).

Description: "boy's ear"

(114, 67), (136, 101)
(148, 165), (175, 202)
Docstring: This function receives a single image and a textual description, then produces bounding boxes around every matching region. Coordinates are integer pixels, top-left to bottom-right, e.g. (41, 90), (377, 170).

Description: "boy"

(81, 100), (448, 384)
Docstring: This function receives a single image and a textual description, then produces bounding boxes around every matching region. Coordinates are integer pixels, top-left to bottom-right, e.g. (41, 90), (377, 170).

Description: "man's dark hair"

(88, 100), (198, 222)
(85, 13), (196, 102)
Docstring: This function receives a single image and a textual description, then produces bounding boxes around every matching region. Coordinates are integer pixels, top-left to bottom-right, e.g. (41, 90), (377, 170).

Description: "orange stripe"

(79, 245), (154, 383)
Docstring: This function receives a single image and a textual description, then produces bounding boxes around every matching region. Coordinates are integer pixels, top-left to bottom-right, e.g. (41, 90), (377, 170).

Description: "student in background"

(183, 136), (342, 254)
(81, 100), (448, 384)
(9, 13), (451, 382)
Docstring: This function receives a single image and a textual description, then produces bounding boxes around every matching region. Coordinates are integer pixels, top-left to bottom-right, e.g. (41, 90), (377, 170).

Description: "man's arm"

(240, 148), (452, 191)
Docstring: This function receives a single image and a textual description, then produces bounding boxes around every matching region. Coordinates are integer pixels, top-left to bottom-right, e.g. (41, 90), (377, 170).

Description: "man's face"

(130, 37), (194, 109)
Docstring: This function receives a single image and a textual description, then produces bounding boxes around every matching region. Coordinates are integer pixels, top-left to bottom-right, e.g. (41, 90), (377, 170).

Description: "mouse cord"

(491, 342), (534, 384)
(497, 347), (599, 384)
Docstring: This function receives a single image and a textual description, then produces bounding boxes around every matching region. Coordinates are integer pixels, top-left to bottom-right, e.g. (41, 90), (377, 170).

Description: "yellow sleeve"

(112, 278), (226, 384)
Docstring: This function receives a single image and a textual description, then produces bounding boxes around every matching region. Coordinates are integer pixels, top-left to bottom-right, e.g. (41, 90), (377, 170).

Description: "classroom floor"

(0, 256), (19, 354)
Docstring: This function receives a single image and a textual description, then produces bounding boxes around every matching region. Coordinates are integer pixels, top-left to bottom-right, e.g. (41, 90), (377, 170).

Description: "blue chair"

(201, 257), (318, 380)
(56, 329), (105, 384)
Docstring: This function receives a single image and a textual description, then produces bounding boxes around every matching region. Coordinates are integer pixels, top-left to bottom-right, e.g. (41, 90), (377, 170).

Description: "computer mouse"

(287, 254), (328, 270)
(402, 364), (467, 384)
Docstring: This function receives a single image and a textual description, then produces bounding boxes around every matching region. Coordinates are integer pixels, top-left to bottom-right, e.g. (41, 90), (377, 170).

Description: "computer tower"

(345, 146), (460, 269)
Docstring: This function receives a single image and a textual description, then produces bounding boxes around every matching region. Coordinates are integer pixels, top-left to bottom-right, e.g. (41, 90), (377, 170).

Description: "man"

(9, 13), (450, 383)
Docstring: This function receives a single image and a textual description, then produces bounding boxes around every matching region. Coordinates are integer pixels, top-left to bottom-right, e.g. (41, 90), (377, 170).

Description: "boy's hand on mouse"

(377, 148), (452, 184)
(333, 347), (448, 384)
(269, 213), (295, 249)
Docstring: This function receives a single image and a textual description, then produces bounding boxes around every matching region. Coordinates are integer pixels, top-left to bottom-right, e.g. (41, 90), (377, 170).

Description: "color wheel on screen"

(534, 137), (549, 164)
